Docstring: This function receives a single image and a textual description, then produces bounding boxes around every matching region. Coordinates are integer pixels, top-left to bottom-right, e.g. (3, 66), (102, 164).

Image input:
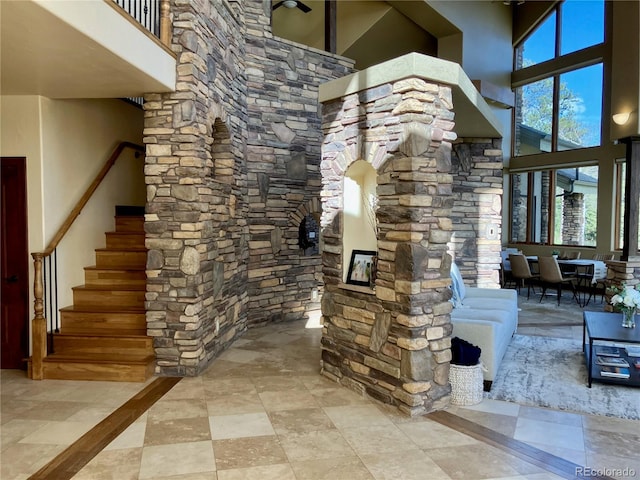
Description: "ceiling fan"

(272, 0), (312, 13)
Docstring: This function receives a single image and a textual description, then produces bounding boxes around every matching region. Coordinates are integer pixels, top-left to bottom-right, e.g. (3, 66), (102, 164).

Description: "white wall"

(343, 161), (378, 282)
(1, 96), (144, 343)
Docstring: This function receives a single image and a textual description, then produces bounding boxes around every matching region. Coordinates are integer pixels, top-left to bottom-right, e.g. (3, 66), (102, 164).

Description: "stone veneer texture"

(143, 0), (354, 376)
(320, 78), (458, 416)
(243, 1), (355, 327)
(603, 259), (640, 311)
(450, 139), (503, 288)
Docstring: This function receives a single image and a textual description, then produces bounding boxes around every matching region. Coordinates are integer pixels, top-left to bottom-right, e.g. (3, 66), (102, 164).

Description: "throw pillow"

(450, 262), (466, 304)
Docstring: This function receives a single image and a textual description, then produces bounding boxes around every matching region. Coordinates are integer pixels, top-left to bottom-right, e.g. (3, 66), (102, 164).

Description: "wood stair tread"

(85, 265), (146, 271)
(55, 331), (150, 339)
(72, 284), (146, 291)
(44, 353), (155, 364)
(95, 247), (147, 252)
(60, 305), (146, 313)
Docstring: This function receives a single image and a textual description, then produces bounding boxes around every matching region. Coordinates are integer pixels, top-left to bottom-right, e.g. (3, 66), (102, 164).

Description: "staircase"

(42, 209), (154, 382)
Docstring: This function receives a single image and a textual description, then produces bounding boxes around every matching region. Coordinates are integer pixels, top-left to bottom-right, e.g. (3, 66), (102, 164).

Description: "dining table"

(525, 256), (607, 307)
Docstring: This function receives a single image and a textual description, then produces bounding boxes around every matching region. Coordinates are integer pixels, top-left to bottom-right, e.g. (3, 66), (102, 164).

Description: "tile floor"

(2, 292), (640, 480)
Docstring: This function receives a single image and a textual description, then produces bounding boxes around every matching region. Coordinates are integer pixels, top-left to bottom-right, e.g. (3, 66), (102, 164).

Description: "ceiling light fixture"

(282, 0), (297, 8)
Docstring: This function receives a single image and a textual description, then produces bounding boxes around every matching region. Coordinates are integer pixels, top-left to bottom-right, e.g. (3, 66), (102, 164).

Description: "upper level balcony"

(0, 0), (176, 99)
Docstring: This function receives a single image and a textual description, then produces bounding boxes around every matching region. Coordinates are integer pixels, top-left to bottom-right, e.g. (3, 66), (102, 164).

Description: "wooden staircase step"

(53, 333), (153, 356)
(105, 231), (145, 249)
(60, 306), (146, 334)
(43, 353), (155, 382)
(72, 285), (145, 308)
(115, 216), (144, 233)
(95, 248), (147, 268)
(84, 266), (146, 287)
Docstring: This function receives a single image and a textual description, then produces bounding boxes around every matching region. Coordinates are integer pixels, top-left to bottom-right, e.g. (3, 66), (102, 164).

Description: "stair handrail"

(30, 141), (145, 379)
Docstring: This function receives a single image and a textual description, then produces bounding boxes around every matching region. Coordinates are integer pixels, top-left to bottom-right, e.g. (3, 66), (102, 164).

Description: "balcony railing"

(111, 0), (172, 47)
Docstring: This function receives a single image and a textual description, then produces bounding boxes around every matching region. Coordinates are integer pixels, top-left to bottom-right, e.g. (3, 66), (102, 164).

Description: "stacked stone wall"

(144, 0), (249, 376)
(243, 2), (355, 326)
(450, 139), (503, 287)
(562, 192), (585, 245)
(320, 78), (457, 416)
(603, 259), (640, 311)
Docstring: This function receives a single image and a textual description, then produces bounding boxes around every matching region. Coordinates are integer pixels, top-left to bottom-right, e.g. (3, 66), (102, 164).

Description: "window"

(513, 0), (605, 156)
(510, 166), (598, 247)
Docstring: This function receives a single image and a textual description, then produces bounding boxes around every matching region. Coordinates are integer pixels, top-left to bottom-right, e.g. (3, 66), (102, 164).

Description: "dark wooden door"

(1, 157), (29, 369)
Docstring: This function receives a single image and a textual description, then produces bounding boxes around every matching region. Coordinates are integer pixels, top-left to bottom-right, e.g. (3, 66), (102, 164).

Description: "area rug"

(487, 334), (640, 420)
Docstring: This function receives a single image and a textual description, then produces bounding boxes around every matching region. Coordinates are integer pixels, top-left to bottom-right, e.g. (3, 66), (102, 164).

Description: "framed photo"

(346, 250), (377, 287)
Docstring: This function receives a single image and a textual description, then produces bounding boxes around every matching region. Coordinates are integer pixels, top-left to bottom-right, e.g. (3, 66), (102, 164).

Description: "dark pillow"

(451, 336), (481, 366)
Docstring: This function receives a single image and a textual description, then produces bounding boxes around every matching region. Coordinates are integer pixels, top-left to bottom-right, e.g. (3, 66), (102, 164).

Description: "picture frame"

(346, 249), (377, 287)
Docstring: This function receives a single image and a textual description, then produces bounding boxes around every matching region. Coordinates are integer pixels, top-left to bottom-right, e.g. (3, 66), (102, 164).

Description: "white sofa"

(450, 262), (518, 387)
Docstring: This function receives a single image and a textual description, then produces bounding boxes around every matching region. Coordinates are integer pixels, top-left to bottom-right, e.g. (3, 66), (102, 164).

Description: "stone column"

(562, 192), (585, 245)
(320, 77), (457, 416)
(450, 139), (503, 288)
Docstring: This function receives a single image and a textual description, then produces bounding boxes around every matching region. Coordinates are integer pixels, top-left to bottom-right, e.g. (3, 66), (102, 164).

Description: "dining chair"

(537, 256), (579, 306)
(509, 254), (539, 300)
(592, 253), (614, 261)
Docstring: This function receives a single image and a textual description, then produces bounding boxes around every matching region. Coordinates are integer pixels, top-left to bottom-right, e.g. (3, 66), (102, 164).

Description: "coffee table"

(583, 311), (640, 388)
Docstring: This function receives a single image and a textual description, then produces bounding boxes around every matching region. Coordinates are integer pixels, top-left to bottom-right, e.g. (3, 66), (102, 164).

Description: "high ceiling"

(271, 0), (460, 69)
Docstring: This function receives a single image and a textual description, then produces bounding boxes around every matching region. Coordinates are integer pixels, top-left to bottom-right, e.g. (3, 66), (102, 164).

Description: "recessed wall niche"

(343, 160), (377, 282)
(298, 213), (320, 256)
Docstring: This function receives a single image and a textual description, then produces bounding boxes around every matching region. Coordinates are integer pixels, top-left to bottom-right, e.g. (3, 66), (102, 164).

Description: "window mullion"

(552, 75), (560, 152)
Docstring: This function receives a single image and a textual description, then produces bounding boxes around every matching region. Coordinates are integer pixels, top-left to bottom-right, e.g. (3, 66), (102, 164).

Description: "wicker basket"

(449, 363), (483, 406)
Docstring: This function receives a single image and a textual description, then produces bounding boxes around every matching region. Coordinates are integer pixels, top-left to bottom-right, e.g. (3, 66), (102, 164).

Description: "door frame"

(1, 157), (30, 369)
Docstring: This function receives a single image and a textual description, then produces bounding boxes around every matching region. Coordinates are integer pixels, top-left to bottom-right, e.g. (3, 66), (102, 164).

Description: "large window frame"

(508, 1), (623, 250)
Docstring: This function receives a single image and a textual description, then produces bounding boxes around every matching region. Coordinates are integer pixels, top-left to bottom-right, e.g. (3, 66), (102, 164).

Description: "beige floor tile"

(64, 405), (114, 424)
(202, 377), (257, 397)
(209, 412), (274, 440)
(104, 421), (147, 450)
(308, 386), (372, 407)
(216, 463), (296, 480)
(398, 419), (479, 450)
(340, 424), (421, 457)
(460, 399), (521, 417)
(72, 446), (142, 480)
(583, 428), (640, 458)
(147, 398), (209, 422)
(0, 442), (66, 480)
(159, 377), (203, 400)
(268, 407), (336, 435)
(514, 417), (585, 451)
(18, 420), (94, 445)
(360, 450), (452, 480)
(290, 456), (375, 480)
(446, 407), (518, 438)
(323, 404), (395, 430)
(206, 392), (266, 415)
(259, 389), (320, 412)
(252, 375), (305, 393)
(582, 414), (640, 436)
(213, 436), (288, 470)
(217, 348), (266, 364)
(1, 419), (50, 449)
(425, 443), (543, 480)
(138, 441), (216, 479)
(144, 416), (212, 446)
(518, 405), (583, 427)
(278, 429), (357, 462)
(526, 440), (587, 466)
(584, 451), (640, 479)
